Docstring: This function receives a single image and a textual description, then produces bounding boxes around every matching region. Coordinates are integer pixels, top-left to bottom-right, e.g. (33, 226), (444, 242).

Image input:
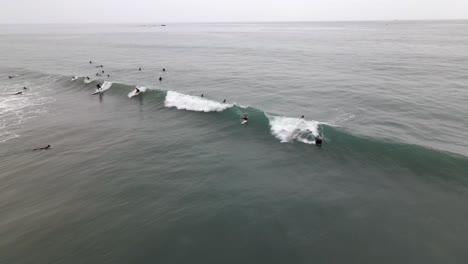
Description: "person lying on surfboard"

(33, 145), (51, 151)
(135, 88), (140, 93)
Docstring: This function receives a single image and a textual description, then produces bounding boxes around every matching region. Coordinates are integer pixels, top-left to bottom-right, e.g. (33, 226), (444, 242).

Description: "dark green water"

(1, 22), (468, 263)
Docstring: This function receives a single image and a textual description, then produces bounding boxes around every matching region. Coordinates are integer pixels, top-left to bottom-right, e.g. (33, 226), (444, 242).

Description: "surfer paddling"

(33, 145), (51, 151)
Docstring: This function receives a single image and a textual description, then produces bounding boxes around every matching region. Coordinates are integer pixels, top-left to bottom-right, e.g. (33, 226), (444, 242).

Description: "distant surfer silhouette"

(33, 145), (51, 151)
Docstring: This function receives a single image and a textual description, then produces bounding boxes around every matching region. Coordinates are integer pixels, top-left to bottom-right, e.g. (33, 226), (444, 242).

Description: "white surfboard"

(128, 87), (147, 98)
(242, 119), (248, 124)
(71, 76), (79, 81)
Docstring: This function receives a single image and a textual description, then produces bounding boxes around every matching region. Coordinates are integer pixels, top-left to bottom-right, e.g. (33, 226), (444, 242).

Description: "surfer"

(201, 94), (204, 97)
(107, 74), (110, 78)
(86, 76), (90, 80)
(96, 84), (102, 90)
(13, 92), (22, 95)
(96, 73), (99, 76)
(102, 70), (105, 74)
(89, 60), (92, 64)
(33, 145), (51, 151)
(242, 114), (249, 122)
(301, 115), (304, 118)
(139, 67), (142, 71)
(223, 99), (226, 103)
(163, 68), (166, 72)
(23, 86), (27, 90)
(8, 75), (14, 79)
(159, 77), (162, 81)
(135, 87), (140, 93)
(314, 136), (323, 146)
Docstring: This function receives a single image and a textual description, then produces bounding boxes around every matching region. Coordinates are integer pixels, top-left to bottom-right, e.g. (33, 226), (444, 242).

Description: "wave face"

(164, 91), (233, 112)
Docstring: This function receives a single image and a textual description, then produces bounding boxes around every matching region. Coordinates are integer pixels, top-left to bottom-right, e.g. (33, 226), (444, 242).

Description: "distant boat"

(161, 24), (166, 27)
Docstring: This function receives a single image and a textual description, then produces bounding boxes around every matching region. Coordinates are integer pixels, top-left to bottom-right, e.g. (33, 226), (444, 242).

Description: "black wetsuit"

(315, 137), (323, 146)
(34, 145), (51, 151)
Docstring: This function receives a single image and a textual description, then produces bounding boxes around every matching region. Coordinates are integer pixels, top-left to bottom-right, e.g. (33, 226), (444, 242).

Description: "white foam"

(268, 115), (320, 144)
(164, 91), (232, 112)
(71, 76), (79, 81)
(100, 81), (112, 92)
(95, 81), (113, 93)
(128, 86), (147, 98)
(0, 94), (53, 143)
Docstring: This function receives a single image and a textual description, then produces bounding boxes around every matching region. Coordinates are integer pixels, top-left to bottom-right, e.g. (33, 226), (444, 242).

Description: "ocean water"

(1, 21), (468, 263)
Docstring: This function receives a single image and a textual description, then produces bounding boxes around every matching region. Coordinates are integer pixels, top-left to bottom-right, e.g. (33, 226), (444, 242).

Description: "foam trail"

(268, 115), (320, 144)
(100, 81), (113, 92)
(164, 91), (232, 112)
(128, 86), (147, 98)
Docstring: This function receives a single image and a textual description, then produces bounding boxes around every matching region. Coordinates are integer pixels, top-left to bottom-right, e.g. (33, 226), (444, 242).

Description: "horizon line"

(1, 18), (467, 25)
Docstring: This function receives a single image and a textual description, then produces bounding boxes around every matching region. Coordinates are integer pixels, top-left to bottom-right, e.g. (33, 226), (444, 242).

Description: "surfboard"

(242, 120), (248, 124)
(71, 76), (78, 81)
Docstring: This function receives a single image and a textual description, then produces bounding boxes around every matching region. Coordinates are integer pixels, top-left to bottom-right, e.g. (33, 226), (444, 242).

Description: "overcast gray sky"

(1, 0), (467, 23)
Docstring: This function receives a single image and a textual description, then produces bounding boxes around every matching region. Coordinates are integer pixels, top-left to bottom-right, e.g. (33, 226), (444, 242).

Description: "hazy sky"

(1, 0), (467, 23)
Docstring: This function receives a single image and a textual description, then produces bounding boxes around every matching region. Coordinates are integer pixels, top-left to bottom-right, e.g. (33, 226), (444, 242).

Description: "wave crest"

(164, 91), (232, 112)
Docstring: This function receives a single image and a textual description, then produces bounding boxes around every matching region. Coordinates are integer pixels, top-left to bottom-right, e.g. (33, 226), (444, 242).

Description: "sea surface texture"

(1, 21), (468, 264)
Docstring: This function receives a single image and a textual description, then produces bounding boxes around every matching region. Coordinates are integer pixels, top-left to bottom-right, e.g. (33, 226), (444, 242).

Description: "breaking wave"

(164, 91), (233, 112)
(267, 115), (321, 144)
